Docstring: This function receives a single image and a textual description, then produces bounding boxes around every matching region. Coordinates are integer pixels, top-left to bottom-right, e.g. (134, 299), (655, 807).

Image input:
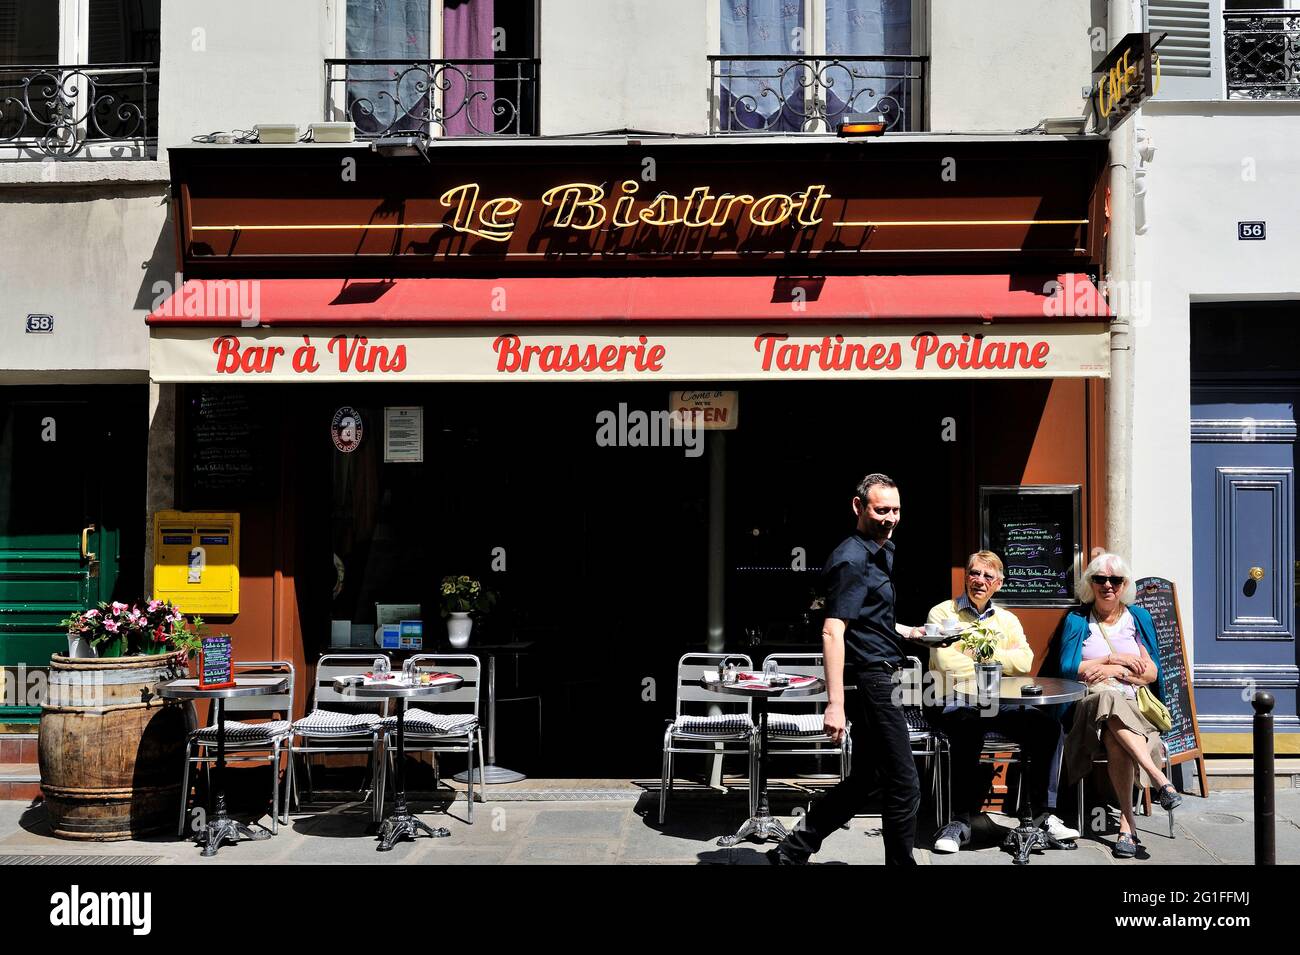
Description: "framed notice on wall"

(979, 485), (1083, 608)
(384, 406), (423, 463)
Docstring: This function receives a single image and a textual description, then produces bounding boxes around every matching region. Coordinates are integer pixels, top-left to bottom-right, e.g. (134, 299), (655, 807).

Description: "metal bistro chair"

(660, 653), (756, 825)
(177, 660), (295, 837)
(376, 654), (486, 823)
(898, 658), (947, 828)
(1077, 738), (1176, 839)
(288, 654), (390, 823)
(760, 653), (851, 787)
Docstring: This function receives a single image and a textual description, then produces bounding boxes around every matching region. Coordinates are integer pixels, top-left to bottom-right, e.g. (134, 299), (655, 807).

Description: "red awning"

(146, 273), (1108, 326)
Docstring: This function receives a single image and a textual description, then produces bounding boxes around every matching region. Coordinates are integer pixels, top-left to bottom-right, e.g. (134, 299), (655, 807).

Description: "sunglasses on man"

(1091, 574), (1125, 587)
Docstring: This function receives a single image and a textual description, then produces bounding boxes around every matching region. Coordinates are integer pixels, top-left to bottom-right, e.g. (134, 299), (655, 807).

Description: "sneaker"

(1158, 784), (1183, 812)
(932, 820), (971, 854)
(1041, 814), (1080, 842)
(1113, 832), (1138, 859)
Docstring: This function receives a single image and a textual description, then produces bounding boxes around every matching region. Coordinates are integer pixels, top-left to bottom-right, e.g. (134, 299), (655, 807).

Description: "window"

(335, 0), (538, 137)
(1223, 0), (1300, 99)
(0, 0), (160, 157)
(714, 0), (924, 132)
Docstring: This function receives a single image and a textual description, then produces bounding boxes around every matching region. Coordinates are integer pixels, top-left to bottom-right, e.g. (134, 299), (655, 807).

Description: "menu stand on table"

(159, 676), (289, 858)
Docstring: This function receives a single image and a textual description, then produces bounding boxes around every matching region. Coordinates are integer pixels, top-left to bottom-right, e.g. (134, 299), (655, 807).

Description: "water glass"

(763, 658), (780, 683)
(372, 656), (390, 679)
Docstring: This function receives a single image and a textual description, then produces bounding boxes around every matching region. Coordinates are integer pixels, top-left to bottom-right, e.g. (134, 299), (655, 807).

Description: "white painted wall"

(0, 185), (171, 379)
(158, 0), (334, 154)
(1131, 101), (1300, 659)
(929, 0), (1099, 131)
(540, 0), (711, 135)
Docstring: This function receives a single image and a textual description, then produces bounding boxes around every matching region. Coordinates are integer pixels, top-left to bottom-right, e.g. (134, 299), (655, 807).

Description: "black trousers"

(931, 704), (1065, 825)
(780, 669), (920, 865)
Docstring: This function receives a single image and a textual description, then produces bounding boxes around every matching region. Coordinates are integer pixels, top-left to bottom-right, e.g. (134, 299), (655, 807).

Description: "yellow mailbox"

(153, 511), (240, 615)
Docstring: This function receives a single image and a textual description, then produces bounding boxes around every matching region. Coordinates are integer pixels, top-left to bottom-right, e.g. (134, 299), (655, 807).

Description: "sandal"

(1157, 784), (1183, 812)
(1113, 832), (1138, 859)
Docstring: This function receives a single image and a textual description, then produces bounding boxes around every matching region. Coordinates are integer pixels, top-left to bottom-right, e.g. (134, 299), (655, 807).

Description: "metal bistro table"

(714, 674), (826, 847)
(953, 675), (1087, 865)
(334, 674), (464, 851)
(159, 676), (289, 857)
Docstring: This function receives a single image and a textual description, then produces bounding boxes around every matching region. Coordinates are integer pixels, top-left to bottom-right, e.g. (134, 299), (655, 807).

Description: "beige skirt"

(1064, 688), (1164, 789)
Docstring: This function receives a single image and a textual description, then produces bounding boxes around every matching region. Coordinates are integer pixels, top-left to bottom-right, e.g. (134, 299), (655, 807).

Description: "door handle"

(1249, 566), (1265, 582)
(81, 524), (97, 562)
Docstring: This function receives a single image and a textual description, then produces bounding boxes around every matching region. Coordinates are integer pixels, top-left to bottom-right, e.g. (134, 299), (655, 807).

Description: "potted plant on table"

(439, 575), (496, 648)
(959, 624), (1002, 703)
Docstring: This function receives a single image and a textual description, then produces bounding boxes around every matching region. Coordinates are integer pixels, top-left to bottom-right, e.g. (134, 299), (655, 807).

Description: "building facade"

(20, 1), (1275, 783)
(1132, 0), (1300, 754)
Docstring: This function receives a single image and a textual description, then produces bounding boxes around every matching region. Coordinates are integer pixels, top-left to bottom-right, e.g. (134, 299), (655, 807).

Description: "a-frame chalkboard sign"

(1133, 577), (1209, 796)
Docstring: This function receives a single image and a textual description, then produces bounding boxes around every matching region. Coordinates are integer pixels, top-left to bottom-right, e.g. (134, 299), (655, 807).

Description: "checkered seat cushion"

(194, 720), (292, 743)
(767, 712), (830, 737)
(292, 709), (383, 738)
(981, 730), (1022, 752)
(903, 706), (935, 742)
(381, 709), (478, 737)
(672, 714), (753, 737)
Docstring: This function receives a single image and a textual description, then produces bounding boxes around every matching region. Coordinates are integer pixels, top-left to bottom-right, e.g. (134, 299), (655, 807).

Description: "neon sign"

(440, 179), (831, 243)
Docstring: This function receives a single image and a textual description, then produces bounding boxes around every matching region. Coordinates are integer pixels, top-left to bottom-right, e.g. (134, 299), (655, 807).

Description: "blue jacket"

(1047, 605), (1165, 720)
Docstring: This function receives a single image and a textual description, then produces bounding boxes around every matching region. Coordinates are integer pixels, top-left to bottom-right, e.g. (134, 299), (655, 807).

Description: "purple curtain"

(442, 0), (495, 135)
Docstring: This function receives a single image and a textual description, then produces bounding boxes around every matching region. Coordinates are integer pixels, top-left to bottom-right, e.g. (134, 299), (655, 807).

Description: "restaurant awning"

(147, 273), (1108, 327)
(147, 273), (1110, 382)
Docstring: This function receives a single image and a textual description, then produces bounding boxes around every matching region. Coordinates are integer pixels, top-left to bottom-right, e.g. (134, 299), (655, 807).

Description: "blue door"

(1191, 386), (1299, 745)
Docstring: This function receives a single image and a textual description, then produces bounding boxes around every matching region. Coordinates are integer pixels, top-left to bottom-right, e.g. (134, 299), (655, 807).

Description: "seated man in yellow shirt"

(926, 551), (1077, 853)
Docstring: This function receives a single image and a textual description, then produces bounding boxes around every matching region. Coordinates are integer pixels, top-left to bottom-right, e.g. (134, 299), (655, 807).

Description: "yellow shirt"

(926, 596), (1034, 699)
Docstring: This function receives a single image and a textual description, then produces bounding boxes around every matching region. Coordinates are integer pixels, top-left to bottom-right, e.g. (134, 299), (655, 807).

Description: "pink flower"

(84, 609), (99, 618)
(104, 620), (118, 633)
(148, 600), (163, 612)
(111, 601), (128, 612)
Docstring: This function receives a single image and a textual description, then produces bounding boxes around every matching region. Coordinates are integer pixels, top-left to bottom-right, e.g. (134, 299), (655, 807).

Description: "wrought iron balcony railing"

(710, 54), (927, 134)
(324, 58), (539, 138)
(0, 63), (158, 158)
(1225, 10), (1300, 99)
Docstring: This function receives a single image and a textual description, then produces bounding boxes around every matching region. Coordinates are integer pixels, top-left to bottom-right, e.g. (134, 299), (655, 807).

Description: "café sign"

(1093, 32), (1165, 131)
(171, 139), (1108, 274)
(150, 325), (1110, 383)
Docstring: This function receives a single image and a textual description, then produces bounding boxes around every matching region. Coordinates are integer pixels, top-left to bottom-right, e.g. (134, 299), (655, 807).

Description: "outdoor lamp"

(837, 113), (887, 137)
(371, 134), (430, 160)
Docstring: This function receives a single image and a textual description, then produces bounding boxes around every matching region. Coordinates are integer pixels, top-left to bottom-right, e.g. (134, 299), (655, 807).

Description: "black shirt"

(823, 532), (905, 671)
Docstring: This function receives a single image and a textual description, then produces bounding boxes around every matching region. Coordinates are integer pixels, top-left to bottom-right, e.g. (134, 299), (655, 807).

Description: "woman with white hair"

(1053, 552), (1181, 858)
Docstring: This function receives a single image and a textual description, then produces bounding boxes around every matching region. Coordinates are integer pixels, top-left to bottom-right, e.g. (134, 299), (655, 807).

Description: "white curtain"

(345, 0), (432, 134)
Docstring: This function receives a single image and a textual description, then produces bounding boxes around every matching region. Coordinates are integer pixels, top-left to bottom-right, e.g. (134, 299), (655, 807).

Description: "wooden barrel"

(38, 653), (196, 841)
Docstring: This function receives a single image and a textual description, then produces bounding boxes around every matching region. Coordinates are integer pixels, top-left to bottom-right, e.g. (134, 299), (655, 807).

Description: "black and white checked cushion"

(903, 706), (935, 742)
(767, 712), (829, 737)
(381, 709), (478, 736)
(194, 720), (291, 743)
(673, 714), (752, 736)
(292, 709), (382, 738)
(981, 730), (1022, 753)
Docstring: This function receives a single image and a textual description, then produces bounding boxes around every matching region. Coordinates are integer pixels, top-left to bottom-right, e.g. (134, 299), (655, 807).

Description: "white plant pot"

(447, 612), (473, 649)
(67, 635), (97, 659)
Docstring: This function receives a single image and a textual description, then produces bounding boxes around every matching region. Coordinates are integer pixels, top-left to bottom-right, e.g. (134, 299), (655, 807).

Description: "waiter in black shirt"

(771, 472), (923, 865)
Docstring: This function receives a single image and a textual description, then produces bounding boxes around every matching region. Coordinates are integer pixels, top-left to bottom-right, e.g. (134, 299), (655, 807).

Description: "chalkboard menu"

(199, 635), (234, 689)
(980, 486), (1081, 607)
(1133, 577), (1204, 766)
(185, 387), (268, 503)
